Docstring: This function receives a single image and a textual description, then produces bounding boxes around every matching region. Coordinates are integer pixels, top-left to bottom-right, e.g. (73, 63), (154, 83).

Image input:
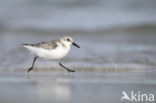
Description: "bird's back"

(22, 40), (70, 60)
(22, 40), (58, 50)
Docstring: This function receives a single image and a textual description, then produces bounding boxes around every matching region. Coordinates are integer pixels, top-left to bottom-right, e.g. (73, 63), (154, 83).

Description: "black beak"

(72, 42), (80, 48)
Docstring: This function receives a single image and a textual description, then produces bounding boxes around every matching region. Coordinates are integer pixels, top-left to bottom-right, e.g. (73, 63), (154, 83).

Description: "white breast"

(47, 45), (70, 60)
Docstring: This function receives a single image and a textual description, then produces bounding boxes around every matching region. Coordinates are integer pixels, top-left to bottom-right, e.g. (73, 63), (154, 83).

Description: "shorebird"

(22, 36), (80, 73)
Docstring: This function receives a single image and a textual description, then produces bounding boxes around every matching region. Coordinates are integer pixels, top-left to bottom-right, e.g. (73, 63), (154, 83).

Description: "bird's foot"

(27, 67), (33, 73)
(67, 69), (76, 73)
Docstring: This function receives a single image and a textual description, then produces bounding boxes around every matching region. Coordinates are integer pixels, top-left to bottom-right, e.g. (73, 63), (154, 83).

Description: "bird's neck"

(60, 41), (70, 49)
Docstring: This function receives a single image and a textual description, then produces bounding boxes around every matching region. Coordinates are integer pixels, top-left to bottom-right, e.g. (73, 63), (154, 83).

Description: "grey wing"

(31, 40), (58, 50)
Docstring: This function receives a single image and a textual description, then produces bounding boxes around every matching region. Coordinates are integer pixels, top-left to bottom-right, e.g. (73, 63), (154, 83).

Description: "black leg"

(59, 62), (75, 73)
(27, 56), (38, 73)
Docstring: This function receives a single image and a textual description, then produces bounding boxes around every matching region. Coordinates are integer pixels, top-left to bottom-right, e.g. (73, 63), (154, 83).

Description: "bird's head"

(60, 36), (80, 48)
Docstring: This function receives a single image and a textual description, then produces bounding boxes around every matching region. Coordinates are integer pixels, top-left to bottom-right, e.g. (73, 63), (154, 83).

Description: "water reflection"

(31, 78), (71, 101)
(0, 72), (156, 103)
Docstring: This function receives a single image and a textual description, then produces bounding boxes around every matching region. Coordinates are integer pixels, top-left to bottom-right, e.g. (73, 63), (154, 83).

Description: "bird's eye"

(67, 38), (70, 41)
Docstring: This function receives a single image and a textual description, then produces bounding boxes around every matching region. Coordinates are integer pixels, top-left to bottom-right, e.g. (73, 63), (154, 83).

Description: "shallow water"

(0, 0), (156, 71)
(0, 0), (156, 103)
(1, 31), (156, 73)
(0, 72), (156, 103)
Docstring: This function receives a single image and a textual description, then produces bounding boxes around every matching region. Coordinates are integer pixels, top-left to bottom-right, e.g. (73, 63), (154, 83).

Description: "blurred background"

(0, 0), (156, 71)
(0, 0), (156, 103)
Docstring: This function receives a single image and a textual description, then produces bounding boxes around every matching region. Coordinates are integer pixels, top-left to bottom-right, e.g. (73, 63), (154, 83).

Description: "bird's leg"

(27, 56), (38, 73)
(59, 62), (75, 73)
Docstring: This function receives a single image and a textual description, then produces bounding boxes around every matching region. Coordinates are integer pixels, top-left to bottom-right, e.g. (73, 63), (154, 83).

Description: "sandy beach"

(0, 71), (156, 103)
(0, 0), (156, 103)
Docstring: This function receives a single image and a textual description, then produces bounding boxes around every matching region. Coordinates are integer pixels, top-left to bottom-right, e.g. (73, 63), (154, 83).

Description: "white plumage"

(23, 43), (70, 60)
(22, 36), (80, 73)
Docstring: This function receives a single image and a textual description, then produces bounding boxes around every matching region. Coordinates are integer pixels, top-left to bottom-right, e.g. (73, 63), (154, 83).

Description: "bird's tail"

(21, 44), (29, 46)
(21, 44), (32, 49)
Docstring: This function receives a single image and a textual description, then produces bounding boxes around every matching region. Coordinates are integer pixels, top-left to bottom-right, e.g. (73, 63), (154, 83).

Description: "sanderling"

(22, 36), (80, 73)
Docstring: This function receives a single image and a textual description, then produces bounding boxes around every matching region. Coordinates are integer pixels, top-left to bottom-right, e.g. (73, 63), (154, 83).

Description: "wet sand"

(0, 71), (156, 103)
(0, 0), (156, 103)
(0, 32), (156, 103)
